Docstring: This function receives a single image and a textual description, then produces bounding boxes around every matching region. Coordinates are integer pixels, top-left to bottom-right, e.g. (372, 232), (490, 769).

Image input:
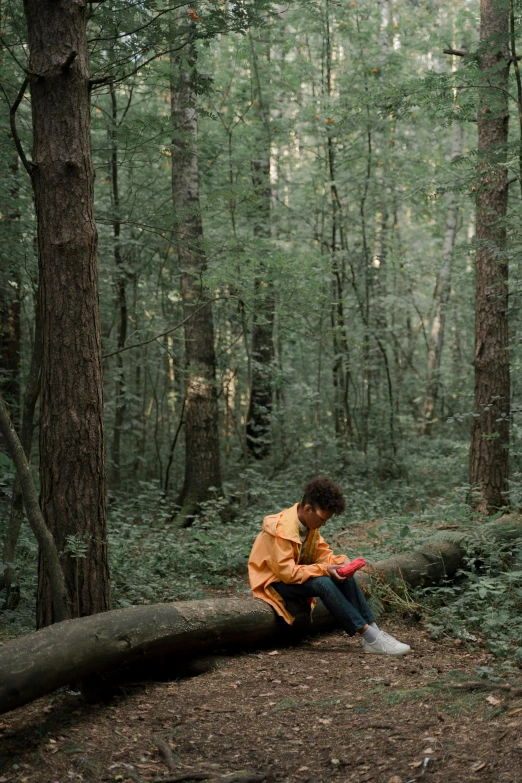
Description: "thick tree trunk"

(23, 0), (110, 626)
(469, 0), (510, 513)
(171, 27), (222, 525)
(420, 122), (463, 435)
(4, 518), (522, 716)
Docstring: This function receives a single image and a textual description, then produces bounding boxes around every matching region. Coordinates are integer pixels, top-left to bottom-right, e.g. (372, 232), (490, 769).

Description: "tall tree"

(245, 30), (275, 460)
(22, 0), (110, 626)
(420, 121), (463, 434)
(469, 0), (510, 512)
(108, 84), (128, 490)
(171, 17), (223, 525)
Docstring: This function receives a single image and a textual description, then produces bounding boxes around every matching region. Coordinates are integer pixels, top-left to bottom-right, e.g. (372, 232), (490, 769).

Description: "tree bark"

(469, 0), (510, 513)
(23, 0), (111, 626)
(4, 517), (522, 715)
(420, 122), (463, 435)
(171, 22), (222, 525)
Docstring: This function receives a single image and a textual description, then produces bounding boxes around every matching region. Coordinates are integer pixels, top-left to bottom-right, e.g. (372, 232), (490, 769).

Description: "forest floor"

(2, 621), (522, 783)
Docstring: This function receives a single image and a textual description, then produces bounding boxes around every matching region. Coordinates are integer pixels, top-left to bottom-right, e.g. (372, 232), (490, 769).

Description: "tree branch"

(102, 297), (221, 359)
(443, 48), (468, 57)
(0, 77), (35, 176)
(61, 50), (77, 71)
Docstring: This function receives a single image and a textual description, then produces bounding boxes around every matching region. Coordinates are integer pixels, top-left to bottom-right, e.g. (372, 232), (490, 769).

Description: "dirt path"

(1, 622), (521, 783)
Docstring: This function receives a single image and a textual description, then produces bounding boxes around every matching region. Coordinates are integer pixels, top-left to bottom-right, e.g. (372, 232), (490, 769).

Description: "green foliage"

(420, 525), (522, 661)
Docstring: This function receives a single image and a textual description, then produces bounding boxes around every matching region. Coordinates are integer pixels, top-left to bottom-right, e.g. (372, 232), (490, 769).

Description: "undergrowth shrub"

(419, 522), (522, 662)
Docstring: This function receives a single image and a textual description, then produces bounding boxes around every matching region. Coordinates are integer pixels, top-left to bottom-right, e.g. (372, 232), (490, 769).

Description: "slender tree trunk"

(0, 153), (21, 425)
(469, 0), (510, 513)
(420, 122), (463, 434)
(0, 275), (21, 422)
(1, 297), (42, 609)
(171, 23), (222, 525)
(324, 2), (351, 445)
(246, 158), (275, 459)
(108, 85), (128, 490)
(23, 0), (110, 626)
(245, 34), (275, 460)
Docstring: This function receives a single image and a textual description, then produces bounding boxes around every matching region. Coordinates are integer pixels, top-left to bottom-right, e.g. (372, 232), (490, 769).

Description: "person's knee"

(313, 576), (336, 596)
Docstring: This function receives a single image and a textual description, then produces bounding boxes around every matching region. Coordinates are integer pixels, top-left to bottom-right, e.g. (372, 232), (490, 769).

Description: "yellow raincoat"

(248, 503), (347, 624)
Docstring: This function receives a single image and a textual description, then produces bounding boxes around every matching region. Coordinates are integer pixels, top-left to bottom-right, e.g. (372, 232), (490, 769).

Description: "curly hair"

(301, 476), (345, 514)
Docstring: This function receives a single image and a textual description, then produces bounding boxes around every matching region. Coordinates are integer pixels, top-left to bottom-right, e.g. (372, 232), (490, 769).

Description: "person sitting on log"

(248, 476), (411, 656)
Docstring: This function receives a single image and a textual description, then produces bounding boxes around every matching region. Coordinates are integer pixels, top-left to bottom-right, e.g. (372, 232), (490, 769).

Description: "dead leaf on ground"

(387, 777), (402, 783)
(471, 761), (487, 772)
(486, 695), (502, 706)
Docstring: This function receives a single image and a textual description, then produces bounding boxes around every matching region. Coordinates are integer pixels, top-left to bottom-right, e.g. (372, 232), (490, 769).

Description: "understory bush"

(420, 524), (522, 662)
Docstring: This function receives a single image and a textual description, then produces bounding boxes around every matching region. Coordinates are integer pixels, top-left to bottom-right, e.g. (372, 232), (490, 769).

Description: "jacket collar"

(276, 503), (302, 544)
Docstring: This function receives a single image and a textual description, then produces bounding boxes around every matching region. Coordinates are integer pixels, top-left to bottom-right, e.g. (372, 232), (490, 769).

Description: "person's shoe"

(361, 630), (411, 656)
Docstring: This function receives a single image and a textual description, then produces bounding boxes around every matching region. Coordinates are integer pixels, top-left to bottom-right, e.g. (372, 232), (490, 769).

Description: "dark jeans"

(272, 575), (374, 636)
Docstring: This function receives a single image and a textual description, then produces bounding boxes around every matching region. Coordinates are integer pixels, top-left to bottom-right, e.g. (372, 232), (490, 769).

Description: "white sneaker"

(361, 630), (411, 656)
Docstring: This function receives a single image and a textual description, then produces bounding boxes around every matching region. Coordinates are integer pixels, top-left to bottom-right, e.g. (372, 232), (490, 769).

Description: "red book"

(336, 557), (367, 578)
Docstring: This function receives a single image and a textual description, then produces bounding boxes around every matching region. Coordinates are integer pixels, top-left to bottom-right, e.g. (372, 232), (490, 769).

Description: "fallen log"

(1, 517), (521, 716)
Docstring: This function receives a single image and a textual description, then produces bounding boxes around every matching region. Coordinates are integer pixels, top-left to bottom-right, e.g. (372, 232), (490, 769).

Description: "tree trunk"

(23, 0), (111, 626)
(4, 516), (522, 716)
(469, 0), (510, 513)
(324, 0), (351, 445)
(420, 122), (463, 435)
(0, 273), (21, 422)
(246, 160), (275, 460)
(246, 35), (275, 460)
(0, 154), (21, 425)
(171, 23), (222, 525)
(108, 84), (128, 491)
(1, 297), (42, 609)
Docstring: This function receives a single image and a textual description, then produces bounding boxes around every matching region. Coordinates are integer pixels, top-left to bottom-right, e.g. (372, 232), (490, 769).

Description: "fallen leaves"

(471, 761), (487, 772)
(486, 695), (502, 706)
